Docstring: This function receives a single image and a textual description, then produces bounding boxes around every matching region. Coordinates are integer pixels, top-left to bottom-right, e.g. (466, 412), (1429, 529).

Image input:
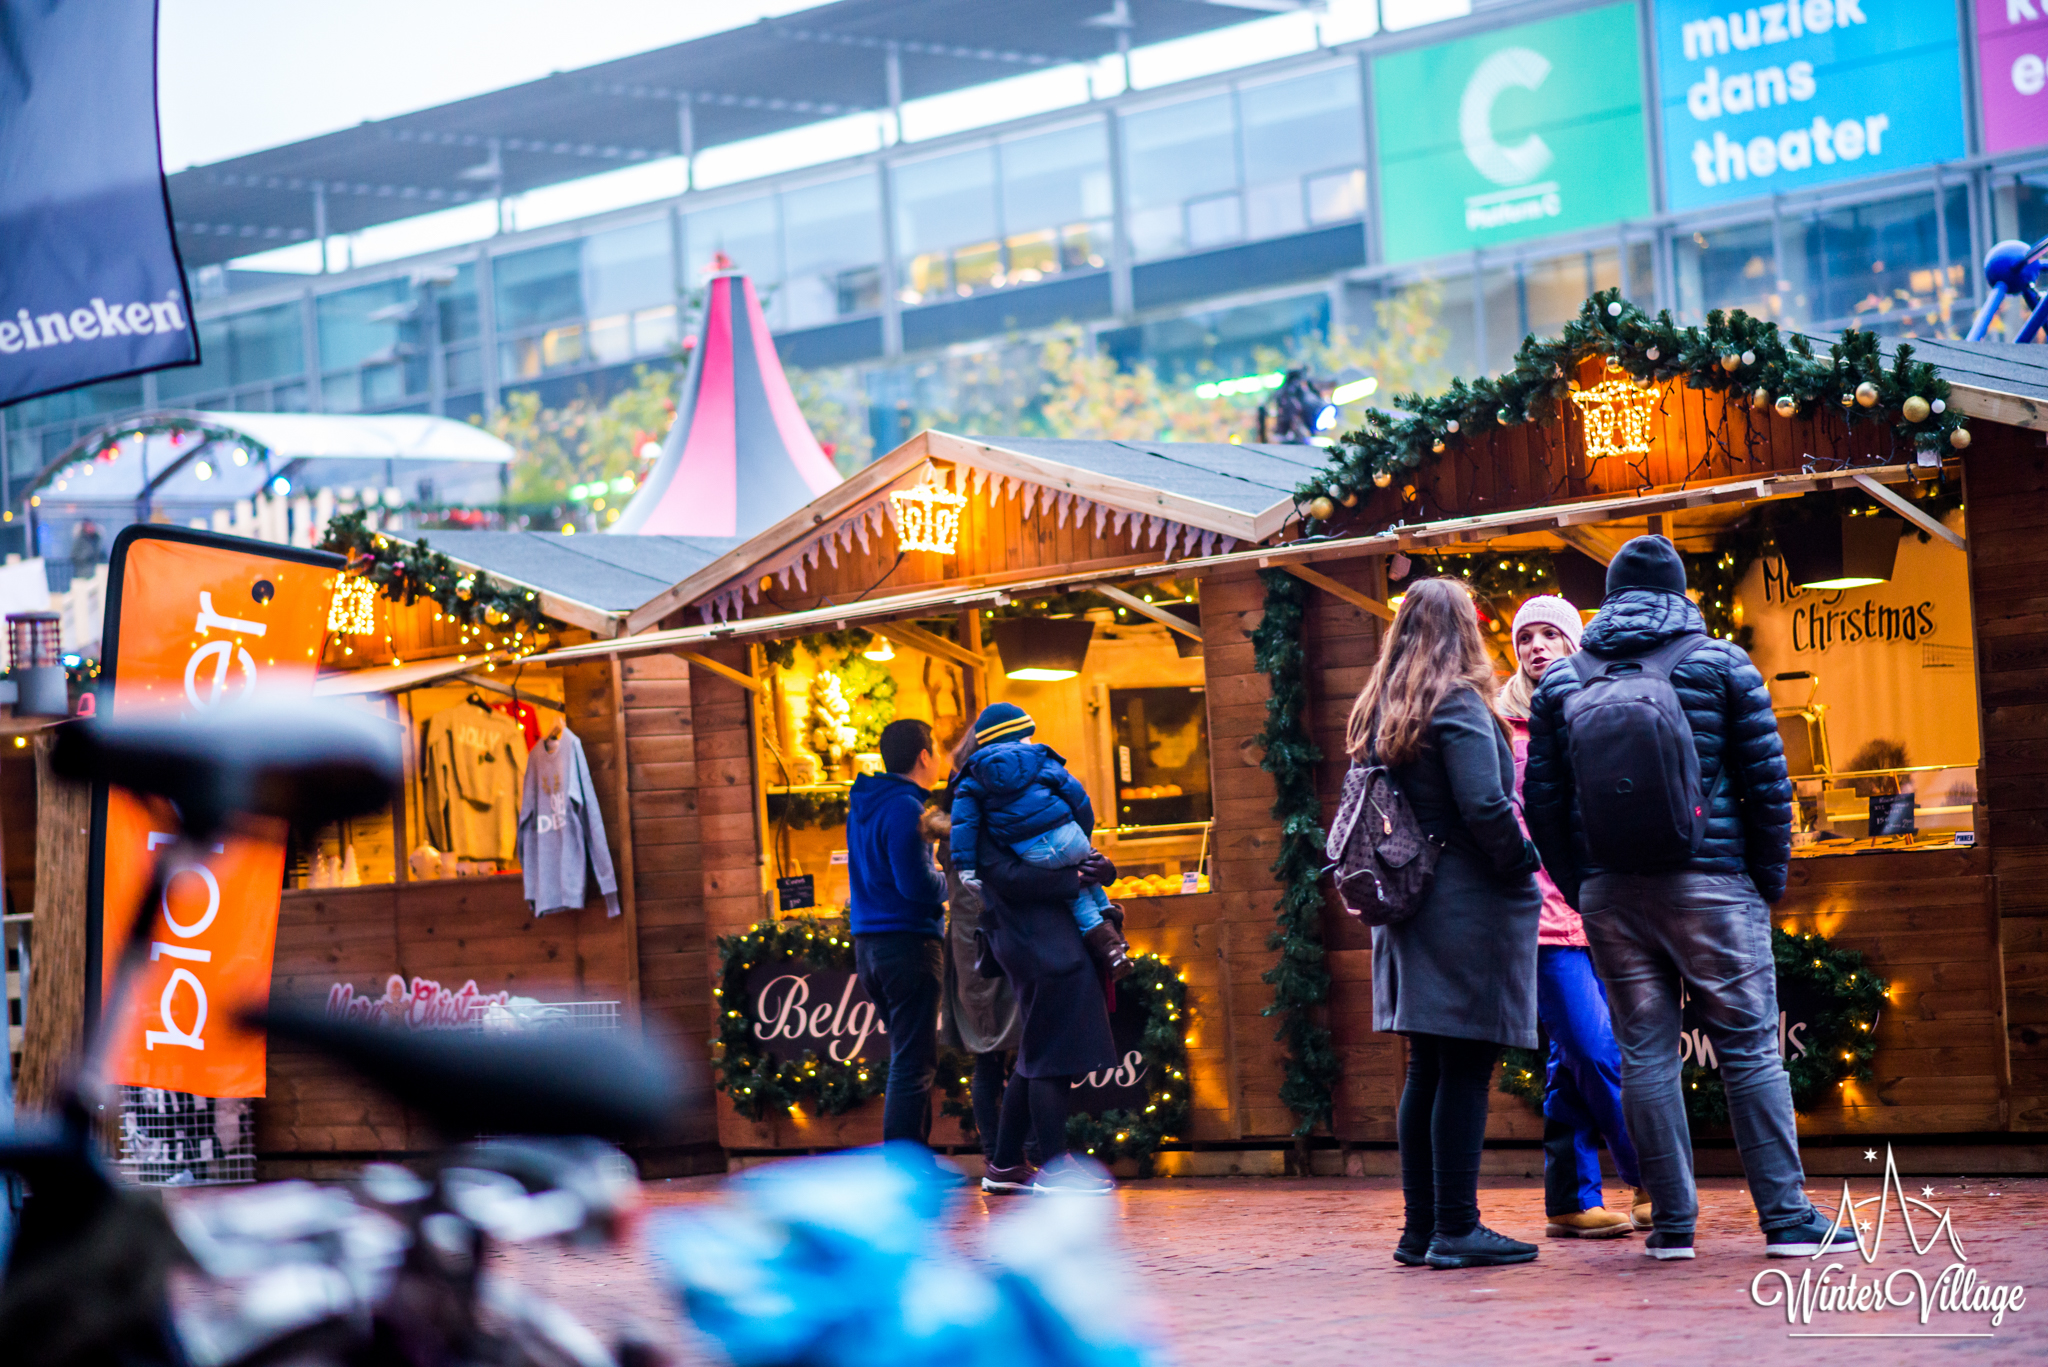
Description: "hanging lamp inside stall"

(1781, 513), (1903, 590)
(992, 617), (1094, 681)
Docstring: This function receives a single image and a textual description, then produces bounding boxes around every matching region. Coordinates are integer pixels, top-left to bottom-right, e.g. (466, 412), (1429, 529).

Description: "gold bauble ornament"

(1774, 396), (1797, 418)
(1840, 393), (1855, 408)
(1950, 426), (1972, 450)
(1751, 387), (1769, 410)
(1901, 395), (1931, 423)
(1432, 438), (1446, 454)
(1372, 469), (1393, 488)
(1401, 484), (1418, 501)
(1307, 496), (1336, 521)
(1854, 381), (1880, 408)
(1340, 489), (1359, 507)
(1720, 353), (1741, 373)
(1604, 354), (1622, 372)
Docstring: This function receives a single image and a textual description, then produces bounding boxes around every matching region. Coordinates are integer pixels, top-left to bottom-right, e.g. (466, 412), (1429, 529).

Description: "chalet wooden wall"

(1342, 369), (1922, 533)
(259, 876), (627, 1160)
(1964, 422), (2048, 1132)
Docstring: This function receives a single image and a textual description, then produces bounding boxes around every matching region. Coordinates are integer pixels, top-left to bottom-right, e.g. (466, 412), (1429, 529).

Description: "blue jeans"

(1537, 945), (1642, 1216)
(852, 932), (943, 1145)
(1010, 822), (1110, 931)
(1580, 872), (1814, 1235)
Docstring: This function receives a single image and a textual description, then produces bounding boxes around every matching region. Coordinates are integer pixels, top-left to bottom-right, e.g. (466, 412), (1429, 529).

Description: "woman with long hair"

(1497, 596), (1646, 1240)
(1355, 577), (1543, 1269)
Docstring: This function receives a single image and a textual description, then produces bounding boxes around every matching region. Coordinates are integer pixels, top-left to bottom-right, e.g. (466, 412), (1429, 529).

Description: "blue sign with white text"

(0, 0), (197, 407)
(1655, 0), (1967, 210)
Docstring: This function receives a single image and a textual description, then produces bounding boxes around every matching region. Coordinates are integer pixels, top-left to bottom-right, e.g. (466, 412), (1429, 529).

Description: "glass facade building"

(4, 0), (2041, 532)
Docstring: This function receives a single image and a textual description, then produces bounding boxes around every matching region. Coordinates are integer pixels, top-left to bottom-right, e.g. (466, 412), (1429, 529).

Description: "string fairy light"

(887, 472), (967, 554)
(326, 574), (378, 635)
(1568, 378), (1657, 464)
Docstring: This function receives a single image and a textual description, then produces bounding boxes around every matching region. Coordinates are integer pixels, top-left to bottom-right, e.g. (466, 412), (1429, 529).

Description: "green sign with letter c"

(1373, 3), (1652, 265)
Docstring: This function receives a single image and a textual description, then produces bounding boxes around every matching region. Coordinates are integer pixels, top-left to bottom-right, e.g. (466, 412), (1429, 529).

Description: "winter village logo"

(1748, 1146), (2026, 1336)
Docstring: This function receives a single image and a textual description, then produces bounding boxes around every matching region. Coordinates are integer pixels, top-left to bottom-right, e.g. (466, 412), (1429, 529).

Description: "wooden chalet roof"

(620, 429), (1323, 633)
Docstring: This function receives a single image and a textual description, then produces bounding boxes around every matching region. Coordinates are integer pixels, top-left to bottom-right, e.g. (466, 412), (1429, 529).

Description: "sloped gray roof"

(421, 531), (741, 612)
(980, 437), (1325, 517)
(1875, 336), (2048, 410)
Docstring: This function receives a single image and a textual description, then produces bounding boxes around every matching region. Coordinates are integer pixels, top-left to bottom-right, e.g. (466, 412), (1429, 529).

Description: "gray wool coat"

(1370, 685), (1544, 1050)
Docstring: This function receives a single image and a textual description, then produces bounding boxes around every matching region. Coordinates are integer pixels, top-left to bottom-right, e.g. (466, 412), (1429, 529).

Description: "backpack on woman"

(1324, 745), (1441, 926)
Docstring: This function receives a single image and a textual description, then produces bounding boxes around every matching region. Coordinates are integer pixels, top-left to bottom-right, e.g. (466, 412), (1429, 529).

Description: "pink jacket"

(1507, 717), (1588, 949)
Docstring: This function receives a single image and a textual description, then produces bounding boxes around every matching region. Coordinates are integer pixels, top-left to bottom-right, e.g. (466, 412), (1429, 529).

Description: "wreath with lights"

(1295, 288), (1965, 527)
(1498, 926), (1887, 1125)
(936, 951), (1194, 1169)
(320, 511), (547, 634)
(712, 916), (887, 1121)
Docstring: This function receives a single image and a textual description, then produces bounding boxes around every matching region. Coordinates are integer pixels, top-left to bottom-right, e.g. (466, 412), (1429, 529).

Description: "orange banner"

(94, 529), (340, 1098)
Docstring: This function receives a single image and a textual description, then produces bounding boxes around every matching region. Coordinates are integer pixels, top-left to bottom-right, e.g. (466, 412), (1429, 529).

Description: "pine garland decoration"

(1251, 568), (1341, 1137)
(320, 510), (546, 633)
(712, 916), (886, 1120)
(1065, 951), (1194, 1168)
(1498, 926), (1887, 1124)
(1296, 289), (1965, 527)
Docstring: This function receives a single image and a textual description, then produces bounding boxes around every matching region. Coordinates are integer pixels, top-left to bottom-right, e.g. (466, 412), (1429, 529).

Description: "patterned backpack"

(1323, 751), (1440, 925)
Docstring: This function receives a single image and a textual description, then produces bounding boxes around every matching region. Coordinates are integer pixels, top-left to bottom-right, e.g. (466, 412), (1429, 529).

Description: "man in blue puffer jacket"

(1525, 535), (1852, 1264)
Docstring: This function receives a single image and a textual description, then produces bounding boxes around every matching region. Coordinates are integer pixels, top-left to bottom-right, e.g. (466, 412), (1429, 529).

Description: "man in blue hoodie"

(847, 717), (948, 1145)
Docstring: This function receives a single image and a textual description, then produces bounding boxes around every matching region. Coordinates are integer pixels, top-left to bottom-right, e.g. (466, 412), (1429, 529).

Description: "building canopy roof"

(29, 410), (511, 512)
(168, 0), (1279, 267)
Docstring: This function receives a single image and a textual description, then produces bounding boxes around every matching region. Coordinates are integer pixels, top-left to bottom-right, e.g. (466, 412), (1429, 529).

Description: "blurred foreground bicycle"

(0, 701), (693, 1367)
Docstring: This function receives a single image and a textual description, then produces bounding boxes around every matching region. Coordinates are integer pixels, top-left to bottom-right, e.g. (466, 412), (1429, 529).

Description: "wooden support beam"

(679, 650), (757, 691)
(1279, 563), (1395, 622)
(1554, 526), (1619, 565)
(1085, 582), (1202, 640)
(872, 620), (986, 673)
(1851, 473), (1967, 552)
(608, 658), (642, 1027)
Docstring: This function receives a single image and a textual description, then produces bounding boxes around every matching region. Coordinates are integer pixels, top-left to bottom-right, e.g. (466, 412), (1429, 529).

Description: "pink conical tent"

(610, 271), (841, 537)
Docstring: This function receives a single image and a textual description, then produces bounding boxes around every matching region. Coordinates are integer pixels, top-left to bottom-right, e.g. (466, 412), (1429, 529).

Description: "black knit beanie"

(1604, 534), (1688, 595)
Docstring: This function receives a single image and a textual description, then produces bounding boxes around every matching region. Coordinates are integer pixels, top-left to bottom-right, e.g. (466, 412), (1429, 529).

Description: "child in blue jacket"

(950, 702), (1131, 981)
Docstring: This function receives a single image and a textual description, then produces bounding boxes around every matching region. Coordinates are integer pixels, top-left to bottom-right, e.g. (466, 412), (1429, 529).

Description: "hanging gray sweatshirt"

(517, 727), (621, 918)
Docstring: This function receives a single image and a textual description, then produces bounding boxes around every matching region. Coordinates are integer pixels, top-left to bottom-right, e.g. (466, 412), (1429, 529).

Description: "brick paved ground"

(485, 1170), (2048, 1366)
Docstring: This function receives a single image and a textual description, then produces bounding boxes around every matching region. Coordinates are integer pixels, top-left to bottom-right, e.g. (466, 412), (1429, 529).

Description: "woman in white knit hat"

(1499, 594), (1648, 1240)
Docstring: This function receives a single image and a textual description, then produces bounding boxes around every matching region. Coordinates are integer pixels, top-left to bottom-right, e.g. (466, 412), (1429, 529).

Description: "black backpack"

(1560, 633), (1720, 872)
(1324, 750), (1440, 926)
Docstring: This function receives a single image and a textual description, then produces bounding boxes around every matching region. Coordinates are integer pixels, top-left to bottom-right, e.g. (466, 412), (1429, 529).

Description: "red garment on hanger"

(495, 699), (542, 750)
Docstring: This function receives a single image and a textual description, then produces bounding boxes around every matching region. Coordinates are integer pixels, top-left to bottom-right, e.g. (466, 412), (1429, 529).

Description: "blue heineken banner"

(0, 0), (197, 406)
(1655, 0), (1968, 210)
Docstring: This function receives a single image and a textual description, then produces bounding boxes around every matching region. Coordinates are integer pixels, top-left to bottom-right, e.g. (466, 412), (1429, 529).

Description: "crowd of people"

(839, 533), (1858, 1264)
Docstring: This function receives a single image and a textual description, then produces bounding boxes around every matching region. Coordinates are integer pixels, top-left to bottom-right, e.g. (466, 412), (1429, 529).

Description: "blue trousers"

(1537, 945), (1642, 1217)
(853, 932), (943, 1145)
(1011, 822), (1111, 931)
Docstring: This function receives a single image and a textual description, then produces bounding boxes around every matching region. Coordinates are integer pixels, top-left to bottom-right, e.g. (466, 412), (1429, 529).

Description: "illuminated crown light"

(1568, 378), (1657, 463)
(888, 479), (967, 554)
(327, 574), (378, 636)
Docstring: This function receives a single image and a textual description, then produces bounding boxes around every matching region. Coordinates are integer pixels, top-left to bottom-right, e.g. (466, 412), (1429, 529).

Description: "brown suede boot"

(1083, 920), (1133, 980)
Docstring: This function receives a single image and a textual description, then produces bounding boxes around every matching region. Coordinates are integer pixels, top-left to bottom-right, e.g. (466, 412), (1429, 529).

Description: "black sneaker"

(1394, 1230), (1431, 1267)
(980, 1162), (1037, 1195)
(1765, 1213), (1860, 1258)
(1424, 1224), (1538, 1268)
(1644, 1231), (1696, 1260)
